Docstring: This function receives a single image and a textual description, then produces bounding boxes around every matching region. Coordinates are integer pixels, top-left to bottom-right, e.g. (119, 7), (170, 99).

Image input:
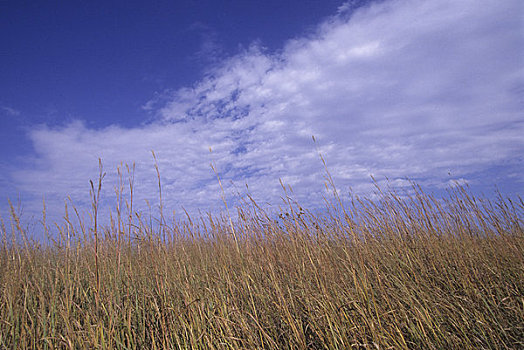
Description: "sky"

(1, 0), (523, 234)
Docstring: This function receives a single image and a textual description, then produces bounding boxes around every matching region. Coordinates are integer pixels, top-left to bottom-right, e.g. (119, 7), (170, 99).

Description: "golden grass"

(0, 164), (523, 349)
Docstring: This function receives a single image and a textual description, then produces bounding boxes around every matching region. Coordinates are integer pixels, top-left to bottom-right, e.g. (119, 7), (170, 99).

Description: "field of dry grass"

(1, 165), (523, 349)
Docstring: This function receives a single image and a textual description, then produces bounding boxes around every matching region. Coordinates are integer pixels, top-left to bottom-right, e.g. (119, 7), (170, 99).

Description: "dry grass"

(0, 164), (523, 349)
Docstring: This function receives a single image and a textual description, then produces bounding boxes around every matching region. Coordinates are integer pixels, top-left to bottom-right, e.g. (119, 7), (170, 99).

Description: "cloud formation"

(9, 0), (524, 224)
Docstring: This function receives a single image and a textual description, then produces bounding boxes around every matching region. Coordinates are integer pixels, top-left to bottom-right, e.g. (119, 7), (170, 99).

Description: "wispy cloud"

(187, 22), (226, 66)
(1, 105), (21, 116)
(9, 0), (524, 224)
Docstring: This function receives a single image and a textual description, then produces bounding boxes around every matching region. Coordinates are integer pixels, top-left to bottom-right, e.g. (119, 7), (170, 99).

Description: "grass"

(0, 162), (523, 349)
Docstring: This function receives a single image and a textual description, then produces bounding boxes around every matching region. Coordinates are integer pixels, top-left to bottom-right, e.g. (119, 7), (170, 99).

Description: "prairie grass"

(0, 165), (523, 349)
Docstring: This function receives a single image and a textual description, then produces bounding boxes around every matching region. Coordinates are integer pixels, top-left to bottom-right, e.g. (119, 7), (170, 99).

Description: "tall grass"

(0, 164), (522, 349)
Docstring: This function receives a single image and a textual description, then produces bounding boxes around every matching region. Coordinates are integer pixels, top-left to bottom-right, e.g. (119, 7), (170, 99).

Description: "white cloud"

(9, 0), (524, 226)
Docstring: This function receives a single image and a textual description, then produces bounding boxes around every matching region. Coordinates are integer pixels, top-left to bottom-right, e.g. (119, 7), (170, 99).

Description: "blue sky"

(1, 0), (523, 231)
(1, 0), (342, 153)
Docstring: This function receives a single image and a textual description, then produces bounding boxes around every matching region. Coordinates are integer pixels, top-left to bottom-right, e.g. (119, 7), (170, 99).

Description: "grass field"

(1, 166), (523, 349)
